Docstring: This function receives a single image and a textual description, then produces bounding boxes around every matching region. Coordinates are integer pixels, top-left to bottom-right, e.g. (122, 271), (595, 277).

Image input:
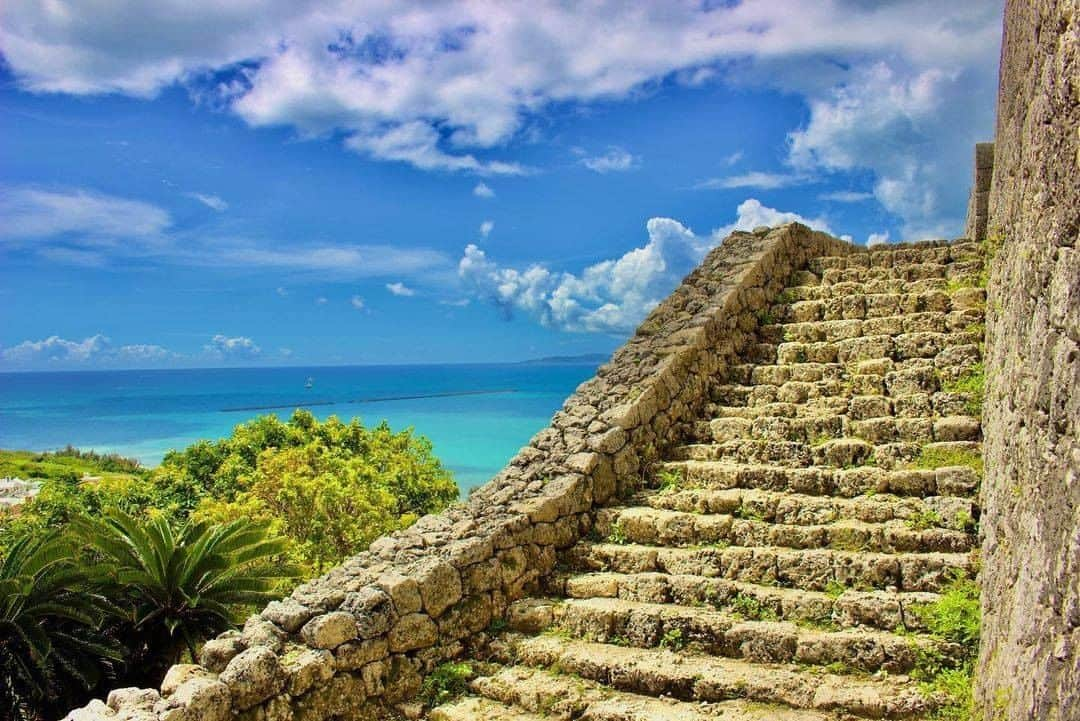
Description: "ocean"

(0, 362), (600, 493)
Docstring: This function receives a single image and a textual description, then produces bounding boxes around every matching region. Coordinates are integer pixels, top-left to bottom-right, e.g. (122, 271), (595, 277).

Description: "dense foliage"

(0, 410), (458, 719)
(152, 410), (458, 572)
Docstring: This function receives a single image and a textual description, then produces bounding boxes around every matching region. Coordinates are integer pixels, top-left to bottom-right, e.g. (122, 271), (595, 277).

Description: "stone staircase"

(429, 240), (985, 720)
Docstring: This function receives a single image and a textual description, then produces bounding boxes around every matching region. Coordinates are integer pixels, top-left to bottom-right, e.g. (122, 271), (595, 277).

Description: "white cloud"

(723, 151), (744, 166)
(315, 296), (328, 305)
(712, 198), (832, 238)
(695, 171), (805, 190)
(275, 286), (288, 297)
(0, 1), (1000, 230)
(473, 182), (495, 199)
(350, 295), (365, 310)
(0, 186), (171, 242)
(205, 334), (261, 359)
(867, 231), (891, 247)
(439, 298), (471, 307)
(820, 190), (874, 203)
(581, 147), (639, 174)
(0, 334), (174, 368)
(460, 199), (831, 334)
(185, 192), (228, 211)
(386, 282), (415, 297)
(479, 220), (494, 238)
(207, 243), (449, 277)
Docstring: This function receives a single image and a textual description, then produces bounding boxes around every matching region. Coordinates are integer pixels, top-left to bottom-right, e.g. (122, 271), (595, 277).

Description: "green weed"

(420, 662), (474, 707)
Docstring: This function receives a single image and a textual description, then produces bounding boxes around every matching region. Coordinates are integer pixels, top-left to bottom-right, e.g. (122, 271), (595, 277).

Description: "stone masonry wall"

(977, 1), (1080, 719)
(65, 223), (855, 721)
(963, 142), (995, 243)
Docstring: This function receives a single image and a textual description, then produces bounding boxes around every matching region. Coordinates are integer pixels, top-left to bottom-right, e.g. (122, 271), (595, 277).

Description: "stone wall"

(977, 0), (1080, 719)
(65, 223), (854, 721)
(963, 142), (995, 242)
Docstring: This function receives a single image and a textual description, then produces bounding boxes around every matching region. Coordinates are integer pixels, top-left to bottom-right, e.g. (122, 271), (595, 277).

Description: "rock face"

(977, 1), (1080, 720)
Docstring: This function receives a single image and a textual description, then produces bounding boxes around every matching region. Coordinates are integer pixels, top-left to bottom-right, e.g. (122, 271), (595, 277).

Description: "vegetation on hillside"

(0, 410), (458, 719)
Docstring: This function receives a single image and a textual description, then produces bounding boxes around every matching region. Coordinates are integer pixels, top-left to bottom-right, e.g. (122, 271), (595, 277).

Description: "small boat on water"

(304, 376), (314, 389)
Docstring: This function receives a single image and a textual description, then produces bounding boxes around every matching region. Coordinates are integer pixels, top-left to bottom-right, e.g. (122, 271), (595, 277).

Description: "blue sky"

(0, 1), (1003, 371)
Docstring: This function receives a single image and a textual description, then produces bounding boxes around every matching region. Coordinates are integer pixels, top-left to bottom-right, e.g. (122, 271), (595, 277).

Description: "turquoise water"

(0, 363), (599, 492)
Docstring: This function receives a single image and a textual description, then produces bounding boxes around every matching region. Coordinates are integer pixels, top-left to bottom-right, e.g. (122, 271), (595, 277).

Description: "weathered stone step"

(817, 261), (982, 286)
(566, 542), (975, 593)
(774, 293), (984, 325)
(638, 487), (978, 531)
(525, 596), (960, 674)
(700, 414), (981, 446)
(429, 696), (548, 721)
(594, 507), (974, 553)
(672, 438), (981, 471)
(498, 636), (937, 719)
(763, 314), (957, 344)
(654, 460), (980, 499)
(770, 331), (981, 366)
(807, 244), (981, 273)
(469, 665), (830, 721)
(553, 571), (941, 633)
(782, 277), (950, 301)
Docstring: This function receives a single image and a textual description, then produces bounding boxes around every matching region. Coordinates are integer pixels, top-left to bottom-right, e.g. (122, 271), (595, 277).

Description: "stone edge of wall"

(964, 141), (995, 243)
(64, 223), (856, 721)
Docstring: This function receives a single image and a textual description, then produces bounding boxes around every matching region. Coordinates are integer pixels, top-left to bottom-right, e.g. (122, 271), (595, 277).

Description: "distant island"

(517, 353), (609, 366)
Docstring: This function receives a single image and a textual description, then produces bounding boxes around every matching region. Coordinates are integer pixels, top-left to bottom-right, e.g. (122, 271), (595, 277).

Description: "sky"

(0, 0), (1004, 371)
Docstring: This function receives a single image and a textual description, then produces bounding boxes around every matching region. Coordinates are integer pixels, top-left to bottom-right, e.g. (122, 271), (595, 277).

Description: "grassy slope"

(0, 449), (144, 485)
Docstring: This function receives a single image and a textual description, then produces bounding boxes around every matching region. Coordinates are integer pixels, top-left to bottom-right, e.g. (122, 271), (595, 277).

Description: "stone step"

(672, 438), (981, 471)
(429, 696), (549, 721)
(566, 542), (975, 593)
(554, 571), (941, 633)
(654, 460), (980, 499)
(768, 331), (981, 366)
(523, 596), (960, 674)
(699, 414), (982, 445)
(816, 261), (982, 286)
(807, 244), (980, 273)
(497, 635), (938, 719)
(638, 487), (978, 531)
(782, 277), (950, 301)
(469, 665), (830, 721)
(594, 507), (974, 553)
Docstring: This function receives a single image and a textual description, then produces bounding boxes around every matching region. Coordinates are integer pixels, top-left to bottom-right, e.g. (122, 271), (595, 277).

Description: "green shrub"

(420, 662), (474, 707)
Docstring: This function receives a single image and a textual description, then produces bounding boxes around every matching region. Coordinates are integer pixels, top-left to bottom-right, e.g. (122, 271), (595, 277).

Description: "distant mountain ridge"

(516, 353), (608, 366)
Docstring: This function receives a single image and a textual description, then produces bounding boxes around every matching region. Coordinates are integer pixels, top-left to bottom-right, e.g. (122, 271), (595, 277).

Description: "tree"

(73, 510), (296, 686)
(0, 533), (120, 721)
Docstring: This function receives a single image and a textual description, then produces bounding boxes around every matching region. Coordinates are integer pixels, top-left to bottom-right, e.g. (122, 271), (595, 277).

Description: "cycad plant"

(0, 532), (121, 720)
(73, 510), (295, 685)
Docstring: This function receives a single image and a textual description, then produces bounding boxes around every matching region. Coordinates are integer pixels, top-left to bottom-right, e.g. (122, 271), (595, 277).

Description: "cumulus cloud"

(695, 171), (806, 190)
(185, 192), (228, 211)
(350, 295), (365, 310)
(205, 334), (261, 359)
(473, 182), (495, 199)
(0, 186), (171, 242)
(460, 199), (830, 334)
(479, 220), (494, 238)
(386, 282), (416, 297)
(0, 1), (1001, 230)
(581, 147), (639, 174)
(0, 334), (173, 368)
(867, 231), (891, 247)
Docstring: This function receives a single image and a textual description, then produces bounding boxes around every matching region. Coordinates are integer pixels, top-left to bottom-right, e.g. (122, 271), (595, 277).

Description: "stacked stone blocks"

(65, 224), (853, 721)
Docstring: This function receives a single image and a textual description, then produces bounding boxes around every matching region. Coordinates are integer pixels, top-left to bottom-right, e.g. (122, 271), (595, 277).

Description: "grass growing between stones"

(910, 573), (981, 720)
(421, 661), (475, 707)
(942, 363), (986, 417)
(911, 447), (984, 476)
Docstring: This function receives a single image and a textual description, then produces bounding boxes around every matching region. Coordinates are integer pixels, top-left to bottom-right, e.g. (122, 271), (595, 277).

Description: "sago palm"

(0, 532), (121, 720)
(73, 510), (295, 684)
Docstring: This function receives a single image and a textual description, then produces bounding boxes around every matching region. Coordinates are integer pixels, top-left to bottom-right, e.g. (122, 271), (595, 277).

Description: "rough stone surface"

(977, 2), (1080, 720)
